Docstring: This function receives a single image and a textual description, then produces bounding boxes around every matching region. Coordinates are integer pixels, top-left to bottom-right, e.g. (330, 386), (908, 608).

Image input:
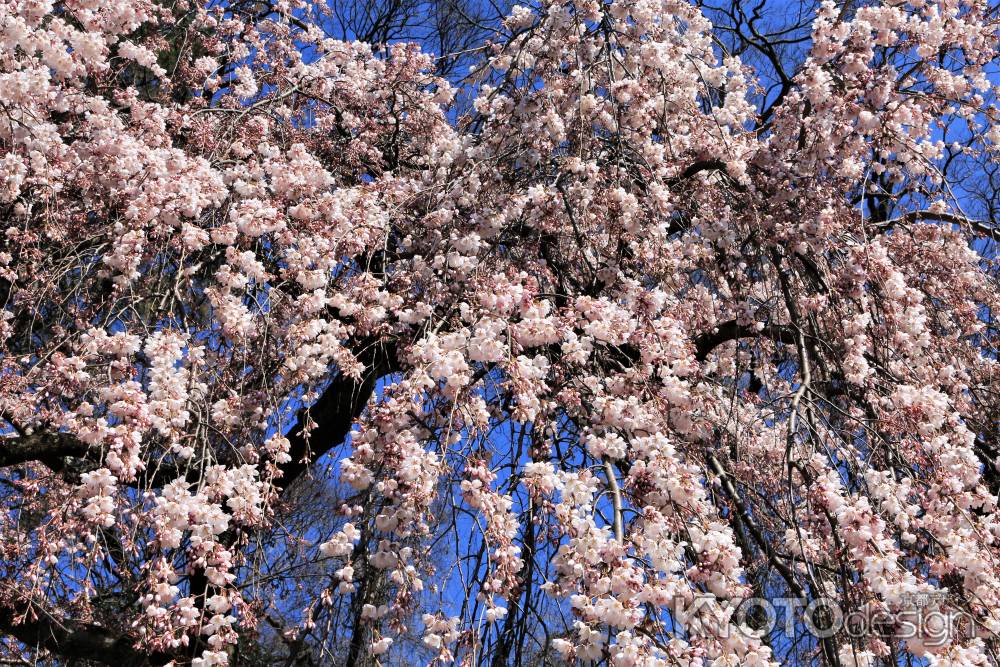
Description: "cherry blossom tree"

(1, 0), (1000, 664)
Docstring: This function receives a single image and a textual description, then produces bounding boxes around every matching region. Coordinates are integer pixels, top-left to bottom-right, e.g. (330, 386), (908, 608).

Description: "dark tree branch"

(693, 319), (798, 361)
(278, 336), (399, 493)
(0, 337), (399, 497)
(0, 432), (90, 470)
(877, 210), (998, 238)
(0, 602), (172, 667)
